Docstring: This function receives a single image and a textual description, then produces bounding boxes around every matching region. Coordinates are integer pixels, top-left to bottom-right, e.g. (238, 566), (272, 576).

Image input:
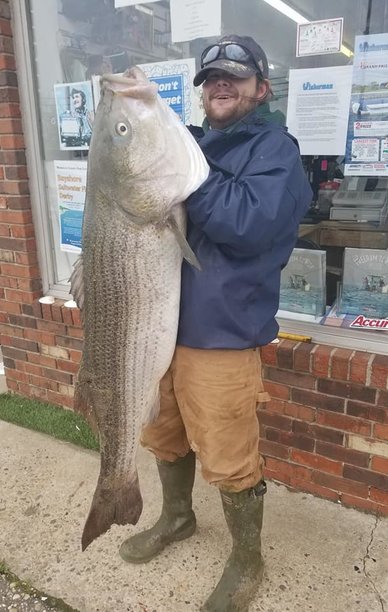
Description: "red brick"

(23, 362), (43, 377)
(11, 224), (36, 239)
(341, 494), (388, 516)
(28, 375), (59, 392)
(5, 288), (41, 304)
(5, 166), (28, 180)
(0, 18), (13, 36)
(56, 359), (79, 375)
(343, 465), (388, 491)
(47, 390), (74, 409)
(257, 410), (292, 431)
(290, 449), (342, 475)
(369, 487), (388, 505)
(15, 252), (38, 266)
(265, 366), (315, 389)
(41, 303), (53, 320)
(41, 367), (73, 386)
(71, 308), (82, 327)
(56, 335), (83, 351)
(290, 478), (340, 503)
(67, 326), (83, 339)
(347, 400), (387, 424)
(0, 117), (22, 133)
(311, 345), (334, 378)
(370, 355), (388, 389)
(317, 411), (372, 436)
(6, 368), (29, 384)
(317, 378), (351, 398)
(331, 348), (353, 380)
(293, 342), (315, 372)
(36, 319), (67, 334)
(292, 388), (344, 413)
(27, 352), (56, 369)
(61, 306), (74, 326)
(349, 351), (372, 384)
(371, 456), (388, 474)
(52, 305), (64, 323)
(265, 427), (315, 452)
(259, 439), (290, 461)
(276, 340), (296, 369)
(31, 301), (43, 319)
(377, 390), (388, 407)
(262, 380), (290, 400)
(313, 471), (368, 498)
(283, 401), (316, 422)
(261, 399), (286, 415)
(11, 337), (38, 353)
(316, 440), (369, 468)
(374, 423), (388, 441)
(260, 343), (278, 366)
(264, 457), (312, 485)
(8, 314), (36, 329)
(68, 349), (82, 364)
(1, 261), (38, 278)
(293, 420), (344, 445)
(0, 299), (21, 314)
(0, 55), (15, 70)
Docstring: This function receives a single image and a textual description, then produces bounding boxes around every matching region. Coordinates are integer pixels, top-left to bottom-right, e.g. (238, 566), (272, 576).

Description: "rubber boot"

(201, 481), (266, 612)
(119, 451), (196, 564)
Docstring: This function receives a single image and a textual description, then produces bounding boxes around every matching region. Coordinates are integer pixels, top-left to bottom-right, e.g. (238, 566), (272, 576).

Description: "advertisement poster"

(297, 18), (343, 57)
(286, 65), (352, 155)
(170, 0), (221, 43)
(54, 161), (87, 253)
(140, 58), (202, 125)
(345, 33), (388, 176)
(54, 81), (94, 151)
(92, 59), (203, 126)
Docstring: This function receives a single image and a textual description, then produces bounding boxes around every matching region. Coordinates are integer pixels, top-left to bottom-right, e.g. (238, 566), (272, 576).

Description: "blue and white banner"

(54, 161), (87, 253)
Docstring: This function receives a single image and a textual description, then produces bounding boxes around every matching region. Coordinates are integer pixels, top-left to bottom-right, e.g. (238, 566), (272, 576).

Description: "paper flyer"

(140, 58), (202, 124)
(286, 65), (352, 155)
(54, 161), (87, 253)
(345, 33), (388, 176)
(92, 59), (203, 125)
(297, 18), (343, 57)
(54, 81), (94, 151)
(170, 0), (221, 43)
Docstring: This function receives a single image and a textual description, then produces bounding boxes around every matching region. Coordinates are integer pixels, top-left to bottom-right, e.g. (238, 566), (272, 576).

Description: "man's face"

(202, 69), (267, 130)
(72, 93), (83, 110)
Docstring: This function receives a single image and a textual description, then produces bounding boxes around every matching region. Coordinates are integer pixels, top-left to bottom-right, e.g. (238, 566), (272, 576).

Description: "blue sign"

(150, 75), (184, 121)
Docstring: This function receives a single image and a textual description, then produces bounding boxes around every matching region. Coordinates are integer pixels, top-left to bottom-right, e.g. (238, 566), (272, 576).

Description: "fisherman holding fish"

(116, 35), (313, 611)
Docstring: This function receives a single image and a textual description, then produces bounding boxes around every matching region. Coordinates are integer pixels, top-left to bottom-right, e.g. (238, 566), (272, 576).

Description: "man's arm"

(186, 133), (312, 257)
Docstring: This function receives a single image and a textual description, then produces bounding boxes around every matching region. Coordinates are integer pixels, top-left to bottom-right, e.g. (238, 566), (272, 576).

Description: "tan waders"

(119, 451), (196, 563)
(201, 481), (266, 612)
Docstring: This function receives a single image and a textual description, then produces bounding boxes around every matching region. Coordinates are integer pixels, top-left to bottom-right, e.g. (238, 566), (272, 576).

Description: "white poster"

(345, 33), (388, 176)
(54, 81), (94, 151)
(54, 161), (87, 253)
(297, 18), (343, 57)
(114, 0), (161, 7)
(140, 58), (202, 125)
(170, 0), (221, 43)
(286, 65), (352, 156)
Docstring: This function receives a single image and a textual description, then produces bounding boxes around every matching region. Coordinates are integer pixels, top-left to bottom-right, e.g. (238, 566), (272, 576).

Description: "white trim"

(10, 0), (55, 295)
(278, 317), (388, 355)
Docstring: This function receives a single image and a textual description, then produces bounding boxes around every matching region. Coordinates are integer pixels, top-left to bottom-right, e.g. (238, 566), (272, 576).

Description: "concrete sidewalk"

(0, 421), (387, 612)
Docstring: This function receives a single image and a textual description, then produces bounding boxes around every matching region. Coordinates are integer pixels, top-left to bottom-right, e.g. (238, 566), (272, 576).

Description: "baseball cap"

(193, 34), (269, 87)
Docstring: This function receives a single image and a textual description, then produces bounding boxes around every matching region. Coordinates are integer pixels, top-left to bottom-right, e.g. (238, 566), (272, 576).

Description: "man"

(120, 34), (312, 611)
(70, 87), (94, 145)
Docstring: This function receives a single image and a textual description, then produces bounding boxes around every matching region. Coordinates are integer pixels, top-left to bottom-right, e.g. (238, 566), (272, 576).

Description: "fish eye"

(115, 122), (129, 136)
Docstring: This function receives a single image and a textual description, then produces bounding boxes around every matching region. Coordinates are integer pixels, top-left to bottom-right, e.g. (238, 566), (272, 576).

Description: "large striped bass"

(70, 67), (209, 551)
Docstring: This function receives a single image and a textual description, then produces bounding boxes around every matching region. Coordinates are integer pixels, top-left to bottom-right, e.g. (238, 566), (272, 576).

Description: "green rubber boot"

(201, 481), (266, 612)
(119, 451), (196, 564)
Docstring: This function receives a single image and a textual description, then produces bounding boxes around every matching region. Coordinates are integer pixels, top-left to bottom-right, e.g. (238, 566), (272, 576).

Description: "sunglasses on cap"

(200, 43), (263, 78)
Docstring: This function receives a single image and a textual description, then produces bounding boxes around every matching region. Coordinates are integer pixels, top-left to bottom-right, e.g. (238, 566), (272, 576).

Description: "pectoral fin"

(167, 215), (201, 270)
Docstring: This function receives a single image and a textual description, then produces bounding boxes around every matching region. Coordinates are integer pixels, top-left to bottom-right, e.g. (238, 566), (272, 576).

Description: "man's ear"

(256, 79), (271, 103)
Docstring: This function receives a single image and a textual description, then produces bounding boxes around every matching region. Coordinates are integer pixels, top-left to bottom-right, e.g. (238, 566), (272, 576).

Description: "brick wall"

(259, 341), (388, 516)
(1, 0), (387, 517)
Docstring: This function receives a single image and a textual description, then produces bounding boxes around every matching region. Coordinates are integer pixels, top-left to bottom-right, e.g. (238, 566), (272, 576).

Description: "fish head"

(88, 67), (209, 224)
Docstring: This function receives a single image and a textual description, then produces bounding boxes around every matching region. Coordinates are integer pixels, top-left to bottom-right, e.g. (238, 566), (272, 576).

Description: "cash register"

(330, 176), (388, 224)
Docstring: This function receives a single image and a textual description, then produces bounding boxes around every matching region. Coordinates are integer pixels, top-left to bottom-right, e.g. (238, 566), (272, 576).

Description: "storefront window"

(18, 0), (388, 350)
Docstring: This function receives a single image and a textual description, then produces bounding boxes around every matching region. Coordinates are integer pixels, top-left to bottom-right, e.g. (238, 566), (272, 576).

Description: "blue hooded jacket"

(177, 108), (313, 349)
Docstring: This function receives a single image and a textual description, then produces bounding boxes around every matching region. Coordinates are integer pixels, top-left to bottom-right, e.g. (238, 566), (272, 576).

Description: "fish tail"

(81, 472), (143, 551)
